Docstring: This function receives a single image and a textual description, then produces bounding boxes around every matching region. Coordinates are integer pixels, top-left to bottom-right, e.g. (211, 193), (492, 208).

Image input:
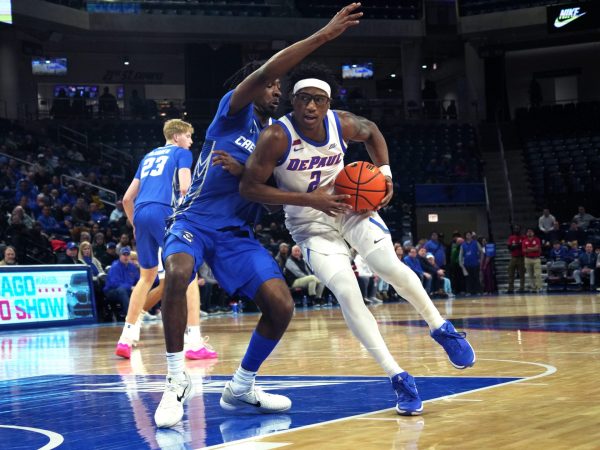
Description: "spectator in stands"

(50, 89), (71, 119)
(14, 179), (37, 206)
(37, 205), (62, 235)
(89, 202), (108, 225)
(426, 253), (452, 297)
(58, 242), (80, 264)
(10, 205), (33, 230)
(71, 197), (91, 226)
(448, 234), (465, 295)
(79, 231), (92, 245)
(573, 243), (596, 290)
(199, 262), (219, 313)
(565, 222), (585, 244)
(547, 241), (569, 279)
(479, 237), (496, 294)
(572, 206), (597, 231)
(538, 208), (556, 245)
(506, 225), (525, 293)
(116, 233), (131, 253)
(403, 247), (427, 291)
(424, 232), (446, 269)
(99, 87), (119, 118)
(60, 185), (78, 206)
(78, 241), (105, 280)
(129, 89), (146, 119)
(284, 245), (325, 306)
(546, 221), (564, 249)
(445, 100), (458, 120)
(566, 240), (581, 271)
(274, 242), (289, 271)
(522, 227), (542, 293)
(109, 200), (125, 223)
(459, 231), (482, 296)
(417, 247), (438, 295)
(103, 246), (139, 321)
(100, 241), (118, 268)
(92, 232), (106, 259)
(0, 246), (17, 266)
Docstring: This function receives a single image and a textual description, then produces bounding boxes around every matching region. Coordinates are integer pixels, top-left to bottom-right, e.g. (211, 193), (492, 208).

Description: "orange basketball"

(334, 161), (387, 211)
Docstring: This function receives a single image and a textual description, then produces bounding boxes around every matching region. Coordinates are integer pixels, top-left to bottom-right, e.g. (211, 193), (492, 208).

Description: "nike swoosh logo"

(239, 399), (261, 407)
(374, 237), (385, 244)
(176, 385), (190, 402)
(554, 12), (586, 28)
(293, 147), (304, 152)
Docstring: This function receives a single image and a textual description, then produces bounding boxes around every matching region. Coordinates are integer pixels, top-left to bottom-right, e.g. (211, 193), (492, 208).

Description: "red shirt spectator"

(522, 235), (542, 258)
(507, 234), (523, 257)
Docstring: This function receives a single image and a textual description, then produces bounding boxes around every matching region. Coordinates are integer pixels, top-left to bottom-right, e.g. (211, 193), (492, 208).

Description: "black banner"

(547, 3), (600, 33)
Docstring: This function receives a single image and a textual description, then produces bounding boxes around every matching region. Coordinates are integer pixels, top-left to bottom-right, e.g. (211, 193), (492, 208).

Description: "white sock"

(120, 322), (137, 343)
(186, 325), (202, 349)
(231, 366), (256, 394)
(365, 246), (446, 331)
(166, 351), (185, 380)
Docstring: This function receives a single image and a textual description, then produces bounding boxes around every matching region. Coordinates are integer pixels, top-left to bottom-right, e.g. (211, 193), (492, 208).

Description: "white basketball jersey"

(273, 110), (347, 243)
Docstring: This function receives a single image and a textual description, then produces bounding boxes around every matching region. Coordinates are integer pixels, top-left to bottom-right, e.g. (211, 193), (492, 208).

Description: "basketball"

(334, 161), (387, 211)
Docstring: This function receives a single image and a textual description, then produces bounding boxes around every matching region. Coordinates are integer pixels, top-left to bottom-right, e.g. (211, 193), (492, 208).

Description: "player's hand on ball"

(309, 181), (352, 217)
(212, 150), (244, 178)
(321, 3), (362, 41)
(376, 177), (393, 211)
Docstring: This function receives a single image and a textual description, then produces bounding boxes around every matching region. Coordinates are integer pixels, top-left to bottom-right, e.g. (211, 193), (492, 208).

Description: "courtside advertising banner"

(0, 265), (96, 329)
(547, 3), (600, 33)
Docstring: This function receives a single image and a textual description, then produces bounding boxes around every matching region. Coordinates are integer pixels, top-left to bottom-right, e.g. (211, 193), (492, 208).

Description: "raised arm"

(228, 3), (362, 115)
(239, 124), (351, 216)
(337, 109), (393, 209)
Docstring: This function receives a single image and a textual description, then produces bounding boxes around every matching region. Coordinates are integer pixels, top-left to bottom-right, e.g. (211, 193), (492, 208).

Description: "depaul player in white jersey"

(240, 63), (476, 416)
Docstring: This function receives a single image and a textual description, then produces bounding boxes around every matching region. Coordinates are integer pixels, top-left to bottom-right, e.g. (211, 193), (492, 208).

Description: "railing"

(496, 121), (514, 227)
(60, 174), (118, 207)
(57, 125), (88, 151)
(0, 152), (35, 169)
(98, 142), (133, 164)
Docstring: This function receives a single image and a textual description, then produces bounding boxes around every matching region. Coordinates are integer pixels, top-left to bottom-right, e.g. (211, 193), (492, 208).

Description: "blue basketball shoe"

(431, 321), (476, 369)
(391, 372), (423, 416)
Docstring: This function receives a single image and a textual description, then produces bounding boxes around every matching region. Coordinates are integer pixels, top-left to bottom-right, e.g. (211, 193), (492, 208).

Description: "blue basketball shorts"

(163, 219), (284, 300)
(133, 203), (172, 269)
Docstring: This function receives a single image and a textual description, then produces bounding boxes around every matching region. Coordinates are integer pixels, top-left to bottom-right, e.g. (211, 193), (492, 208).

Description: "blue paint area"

(381, 313), (600, 333)
(0, 374), (519, 449)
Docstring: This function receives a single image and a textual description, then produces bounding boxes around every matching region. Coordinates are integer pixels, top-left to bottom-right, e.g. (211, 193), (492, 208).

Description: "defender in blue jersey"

(154, 3), (364, 429)
(116, 119), (193, 359)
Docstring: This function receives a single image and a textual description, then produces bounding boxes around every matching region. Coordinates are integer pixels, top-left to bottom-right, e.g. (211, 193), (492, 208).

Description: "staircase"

(480, 123), (537, 291)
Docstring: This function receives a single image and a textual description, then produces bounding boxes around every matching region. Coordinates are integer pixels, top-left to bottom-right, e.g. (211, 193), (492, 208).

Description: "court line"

(201, 359), (557, 450)
(0, 425), (64, 450)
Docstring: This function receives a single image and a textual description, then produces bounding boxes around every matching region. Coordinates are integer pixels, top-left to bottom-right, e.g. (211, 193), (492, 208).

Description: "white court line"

(202, 359), (557, 450)
(0, 425), (64, 450)
(215, 443), (291, 450)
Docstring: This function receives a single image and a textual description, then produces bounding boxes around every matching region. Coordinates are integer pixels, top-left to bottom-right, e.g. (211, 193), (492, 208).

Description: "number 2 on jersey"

(307, 171), (321, 193)
(140, 156), (169, 178)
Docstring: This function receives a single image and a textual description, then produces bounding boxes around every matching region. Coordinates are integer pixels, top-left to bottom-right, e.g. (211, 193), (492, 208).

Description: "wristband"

(378, 164), (392, 179)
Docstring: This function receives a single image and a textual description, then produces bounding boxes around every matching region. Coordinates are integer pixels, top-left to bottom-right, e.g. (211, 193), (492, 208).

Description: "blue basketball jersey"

(173, 90), (268, 230)
(134, 145), (193, 209)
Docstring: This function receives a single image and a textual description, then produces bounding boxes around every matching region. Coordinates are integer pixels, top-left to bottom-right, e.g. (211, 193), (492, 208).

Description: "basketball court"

(2, 293), (599, 449)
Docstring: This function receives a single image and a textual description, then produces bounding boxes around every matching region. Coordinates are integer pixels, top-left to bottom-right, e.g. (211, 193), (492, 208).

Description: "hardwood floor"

(1, 293), (599, 449)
